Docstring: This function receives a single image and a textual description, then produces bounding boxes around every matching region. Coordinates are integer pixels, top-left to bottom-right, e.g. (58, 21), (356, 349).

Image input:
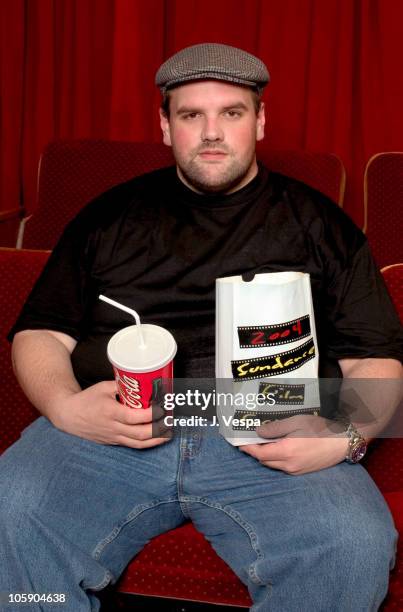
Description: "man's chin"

(179, 166), (250, 195)
(191, 179), (241, 194)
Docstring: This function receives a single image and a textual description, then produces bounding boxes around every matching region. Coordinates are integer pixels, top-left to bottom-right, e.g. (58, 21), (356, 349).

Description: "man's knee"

(0, 444), (51, 545)
(337, 504), (398, 574)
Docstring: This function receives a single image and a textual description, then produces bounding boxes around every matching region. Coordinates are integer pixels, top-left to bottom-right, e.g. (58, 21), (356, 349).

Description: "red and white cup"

(107, 324), (177, 409)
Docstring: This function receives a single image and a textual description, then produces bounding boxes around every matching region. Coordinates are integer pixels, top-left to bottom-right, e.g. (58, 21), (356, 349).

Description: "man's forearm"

(11, 330), (80, 421)
(338, 357), (403, 441)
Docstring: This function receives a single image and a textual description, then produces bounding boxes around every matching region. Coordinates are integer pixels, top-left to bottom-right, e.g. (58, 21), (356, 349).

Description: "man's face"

(159, 80), (265, 194)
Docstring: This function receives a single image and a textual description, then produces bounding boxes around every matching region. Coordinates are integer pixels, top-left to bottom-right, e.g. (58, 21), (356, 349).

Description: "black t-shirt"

(9, 164), (403, 387)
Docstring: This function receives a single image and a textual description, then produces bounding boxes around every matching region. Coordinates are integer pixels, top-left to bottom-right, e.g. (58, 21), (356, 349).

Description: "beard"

(174, 144), (257, 194)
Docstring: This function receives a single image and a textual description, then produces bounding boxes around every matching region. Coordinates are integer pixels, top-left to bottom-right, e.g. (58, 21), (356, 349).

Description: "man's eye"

(182, 112), (200, 120)
(225, 110), (242, 118)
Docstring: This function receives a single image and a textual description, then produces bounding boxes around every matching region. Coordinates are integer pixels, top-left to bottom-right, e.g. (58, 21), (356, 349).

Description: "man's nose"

(201, 117), (224, 142)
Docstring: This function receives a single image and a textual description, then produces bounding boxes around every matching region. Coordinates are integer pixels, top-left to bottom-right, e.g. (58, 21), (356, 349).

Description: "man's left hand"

(239, 415), (350, 475)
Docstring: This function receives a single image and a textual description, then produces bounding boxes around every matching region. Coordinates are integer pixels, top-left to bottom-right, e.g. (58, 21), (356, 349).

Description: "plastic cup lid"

(107, 324), (177, 373)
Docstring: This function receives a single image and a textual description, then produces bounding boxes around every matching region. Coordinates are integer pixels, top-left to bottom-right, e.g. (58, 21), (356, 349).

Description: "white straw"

(99, 294), (146, 348)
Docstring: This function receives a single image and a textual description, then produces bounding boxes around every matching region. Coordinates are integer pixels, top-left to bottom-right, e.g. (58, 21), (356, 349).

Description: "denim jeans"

(0, 416), (398, 611)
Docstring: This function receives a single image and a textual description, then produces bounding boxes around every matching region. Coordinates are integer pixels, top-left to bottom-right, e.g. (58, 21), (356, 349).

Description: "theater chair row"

(14, 141), (402, 272)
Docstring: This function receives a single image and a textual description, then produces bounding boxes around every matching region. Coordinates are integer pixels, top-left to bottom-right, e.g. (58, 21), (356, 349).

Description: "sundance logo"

(232, 338), (316, 381)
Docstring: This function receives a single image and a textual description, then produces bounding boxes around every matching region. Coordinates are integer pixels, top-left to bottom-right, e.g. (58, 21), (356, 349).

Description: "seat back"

(21, 140), (175, 250)
(20, 140), (346, 250)
(257, 146), (345, 206)
(364, 152), (403, 268)
(381, 263), (403, 323)
(0, 248), (50, 453)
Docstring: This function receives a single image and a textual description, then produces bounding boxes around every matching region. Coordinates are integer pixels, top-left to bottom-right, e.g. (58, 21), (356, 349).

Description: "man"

(1, 43), (402, 611)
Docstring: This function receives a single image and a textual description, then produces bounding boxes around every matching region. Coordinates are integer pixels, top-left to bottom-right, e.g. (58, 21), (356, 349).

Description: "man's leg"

(179, 427), (397, 612)
(1, 417), (185, 612)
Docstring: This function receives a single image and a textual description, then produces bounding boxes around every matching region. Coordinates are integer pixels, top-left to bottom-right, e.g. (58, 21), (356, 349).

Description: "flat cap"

(155, 43), (270, 94)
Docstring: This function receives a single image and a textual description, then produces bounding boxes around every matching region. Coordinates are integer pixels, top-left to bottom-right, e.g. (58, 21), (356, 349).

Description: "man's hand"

(239, 415), (349, 475)
(12, 330), (171, 449)
(52, 380), (171, 448)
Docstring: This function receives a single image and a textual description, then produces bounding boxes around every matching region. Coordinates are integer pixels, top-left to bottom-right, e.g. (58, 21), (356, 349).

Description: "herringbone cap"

(155, 43), (270, 94)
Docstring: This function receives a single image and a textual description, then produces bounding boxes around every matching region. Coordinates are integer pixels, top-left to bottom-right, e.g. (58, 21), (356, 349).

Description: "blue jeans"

(0, 416), (398, 611)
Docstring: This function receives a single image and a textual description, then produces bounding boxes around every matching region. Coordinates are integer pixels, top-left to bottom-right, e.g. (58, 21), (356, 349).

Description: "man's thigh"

(181, 431), (397, 610)
(1, 417), (184, 583)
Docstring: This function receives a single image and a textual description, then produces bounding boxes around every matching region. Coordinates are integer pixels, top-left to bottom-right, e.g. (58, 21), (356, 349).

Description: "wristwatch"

(344, 423), (367, 464)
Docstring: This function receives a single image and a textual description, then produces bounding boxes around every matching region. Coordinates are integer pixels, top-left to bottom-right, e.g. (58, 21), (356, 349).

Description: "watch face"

(351, 441), (367, 463)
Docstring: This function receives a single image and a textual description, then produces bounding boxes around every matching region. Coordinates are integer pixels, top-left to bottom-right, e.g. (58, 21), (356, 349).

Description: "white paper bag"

(215, 272), (320, 445)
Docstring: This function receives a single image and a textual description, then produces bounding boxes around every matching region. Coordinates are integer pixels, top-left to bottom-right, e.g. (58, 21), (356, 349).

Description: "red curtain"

(0, 0), (25, 215)
(1, 0), (403, 225)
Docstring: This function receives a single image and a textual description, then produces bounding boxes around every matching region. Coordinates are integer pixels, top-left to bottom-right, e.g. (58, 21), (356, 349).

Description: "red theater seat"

(364, 152), (403, 268)
(18, 139), (345, 250)
(381, 264), (403, 324)
(0, 248), (51, 453)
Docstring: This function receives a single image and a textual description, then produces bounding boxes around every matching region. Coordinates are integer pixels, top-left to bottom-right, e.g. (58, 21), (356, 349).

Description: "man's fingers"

(98, 379), (118, 395)
(151, 402), (166, 420)
(256, 418), (293, 439)
(256, 414), (323, 439)
(239, 444), (260, 457)
(118, 404), (165, 426)
(153, 417), (173, 437)
(114, 418), (172, 440)
(240, 440), (285, 461)
(240, 446), (293, 473)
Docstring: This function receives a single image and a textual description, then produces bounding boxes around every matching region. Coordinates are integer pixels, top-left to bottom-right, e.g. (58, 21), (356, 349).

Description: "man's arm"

(11, 330), (169, 448)
(12, 329), (80, 418)
(339, 357), (402, 378)
(239, 357), (402, 475)
(338, 357), (402, 442)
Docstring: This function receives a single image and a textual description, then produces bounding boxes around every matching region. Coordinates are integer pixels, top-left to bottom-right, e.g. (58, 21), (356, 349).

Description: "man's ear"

(159, 108), (172, 146)
(256, 102), (266, 142)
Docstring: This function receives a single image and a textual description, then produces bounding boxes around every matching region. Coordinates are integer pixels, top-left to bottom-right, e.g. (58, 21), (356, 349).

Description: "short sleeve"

(8, 217), (92, 342)
(325, 240), (403, 363)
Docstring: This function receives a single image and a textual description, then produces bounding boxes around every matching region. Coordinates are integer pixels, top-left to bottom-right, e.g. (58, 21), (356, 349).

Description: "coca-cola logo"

(116, 373), (143, 409)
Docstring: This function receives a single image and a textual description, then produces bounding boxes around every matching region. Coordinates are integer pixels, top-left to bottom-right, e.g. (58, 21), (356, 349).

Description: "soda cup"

(107, 324), (177, 409)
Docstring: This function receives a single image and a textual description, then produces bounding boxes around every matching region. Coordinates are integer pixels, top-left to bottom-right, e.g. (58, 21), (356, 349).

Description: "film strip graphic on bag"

(231, 337), (316, 381)
(237, 315), (311, 348)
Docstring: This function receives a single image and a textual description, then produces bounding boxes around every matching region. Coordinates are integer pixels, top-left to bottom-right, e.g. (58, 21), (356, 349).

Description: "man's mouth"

(198, 150), (228, 159)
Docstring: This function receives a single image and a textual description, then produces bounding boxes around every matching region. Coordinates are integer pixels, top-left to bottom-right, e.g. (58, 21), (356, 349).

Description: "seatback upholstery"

(0, 248), (50, 452)
(20, 140), (346, 250)
(381, 263), (403, 323)
(364, 152), (403, 268)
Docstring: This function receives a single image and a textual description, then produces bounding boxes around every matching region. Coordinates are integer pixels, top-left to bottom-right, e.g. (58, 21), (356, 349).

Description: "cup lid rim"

(107, 324), (177, 372)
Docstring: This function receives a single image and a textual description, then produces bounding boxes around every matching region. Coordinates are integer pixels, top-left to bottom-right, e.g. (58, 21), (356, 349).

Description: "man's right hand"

(11, 329), (171, 449)
(52, 381), (171, 448)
